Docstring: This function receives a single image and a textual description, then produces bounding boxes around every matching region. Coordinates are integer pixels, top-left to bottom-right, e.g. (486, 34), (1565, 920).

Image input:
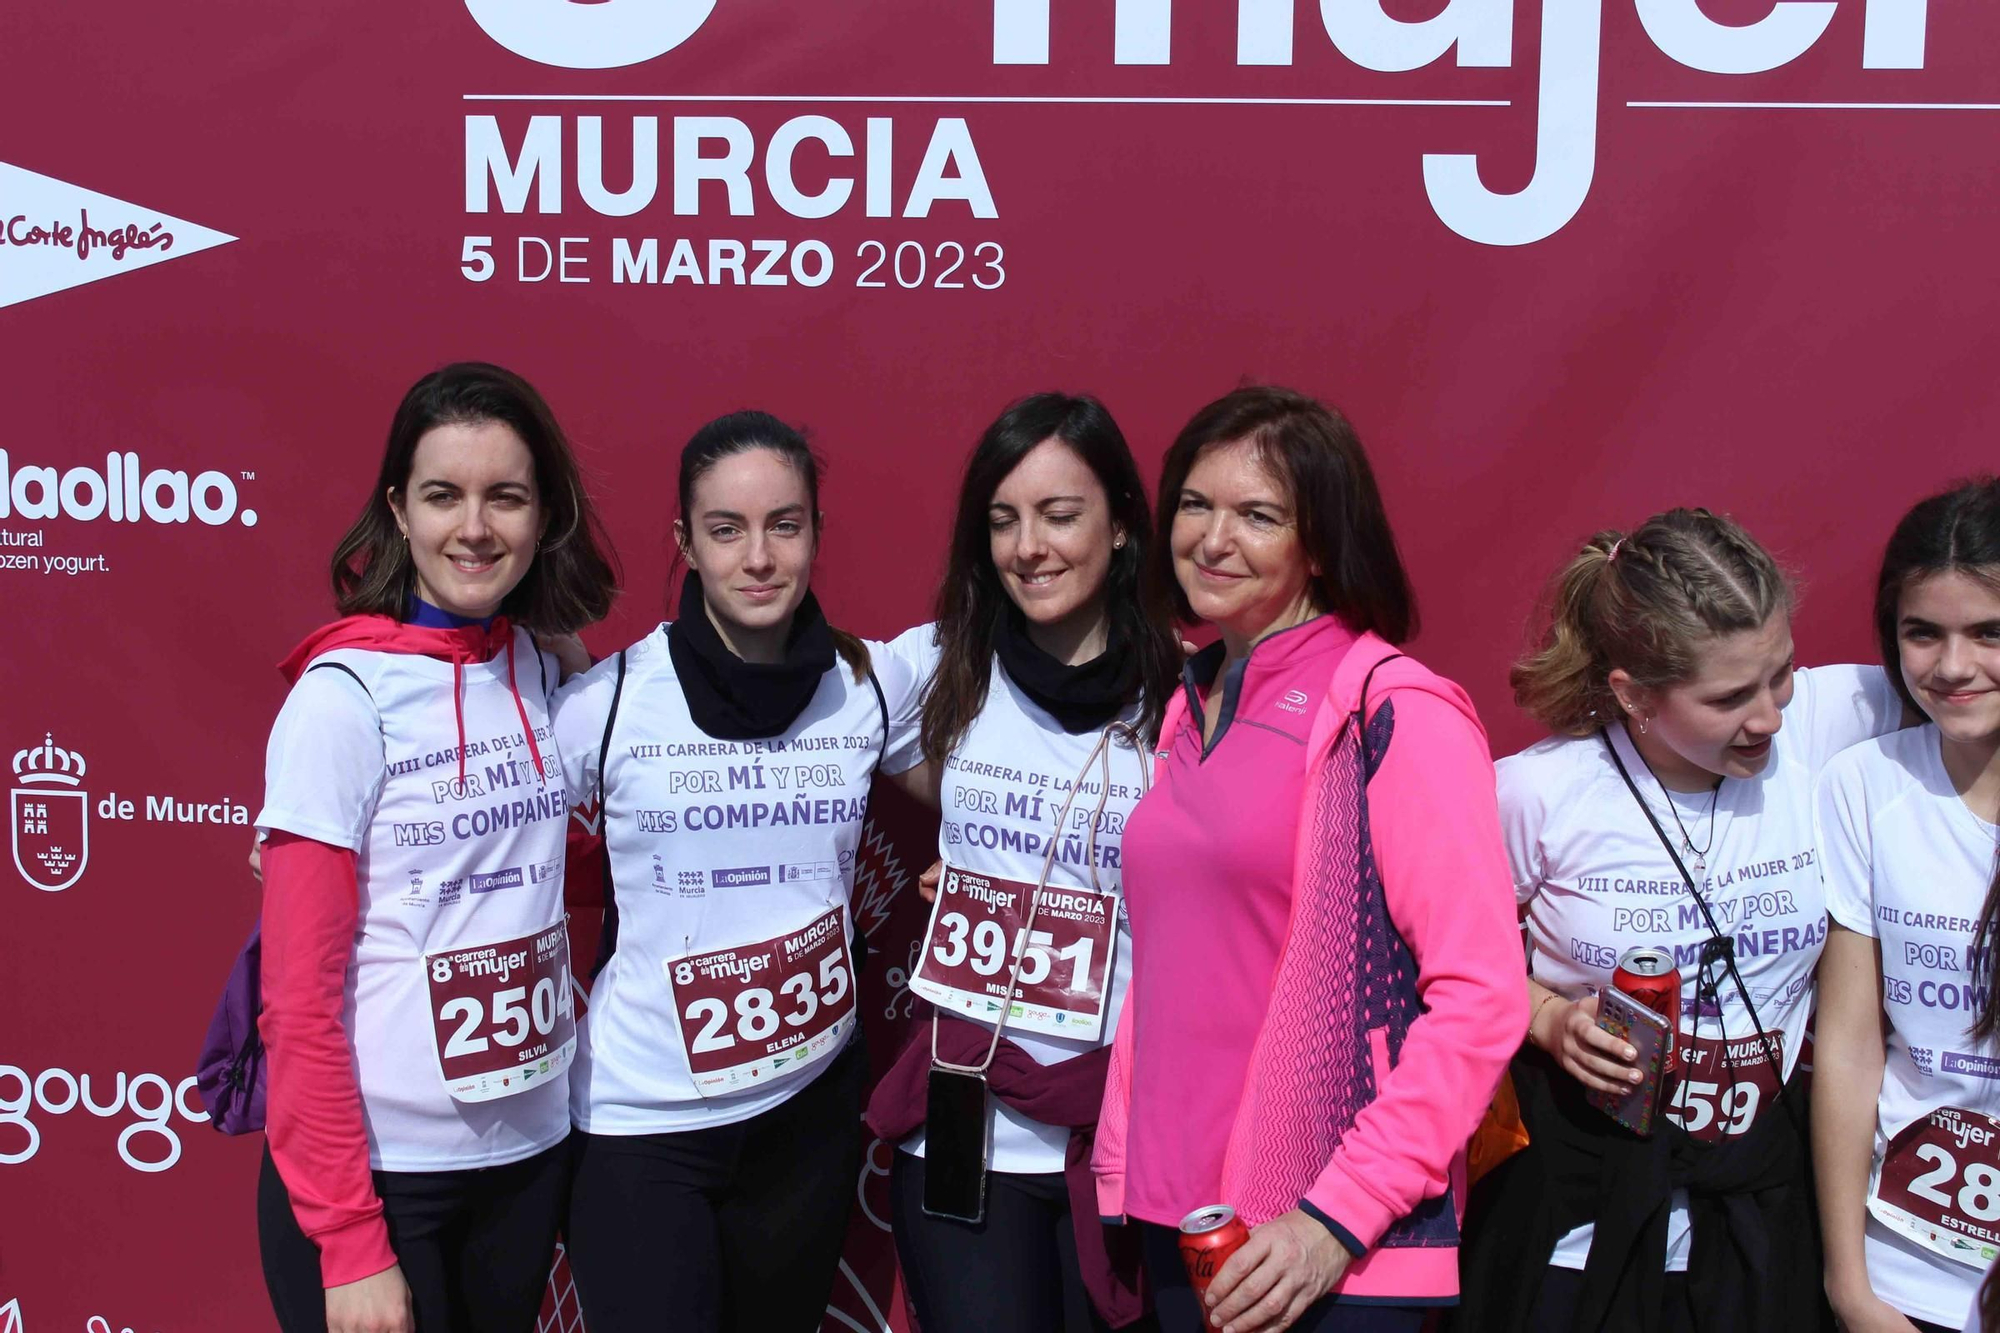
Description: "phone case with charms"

(1585, 986), (1673, 1137)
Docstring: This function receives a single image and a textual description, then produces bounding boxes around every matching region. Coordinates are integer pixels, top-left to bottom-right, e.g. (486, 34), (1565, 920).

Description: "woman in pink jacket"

(1093, 386), (1527, 1333)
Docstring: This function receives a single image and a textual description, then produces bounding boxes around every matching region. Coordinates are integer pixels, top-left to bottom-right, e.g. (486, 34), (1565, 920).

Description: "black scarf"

(991, 606), (1139, 734)
(667, 570), (836, 740)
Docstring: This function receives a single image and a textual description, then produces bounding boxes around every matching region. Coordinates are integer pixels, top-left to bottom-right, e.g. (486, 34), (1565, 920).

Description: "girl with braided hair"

(1457, 508), (1905, 1333)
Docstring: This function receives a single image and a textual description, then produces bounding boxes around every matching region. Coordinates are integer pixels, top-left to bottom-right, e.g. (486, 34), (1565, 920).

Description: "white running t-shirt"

(552, 623), (924, 1134)
(1502, 664), (1902, 1271)
(1820, 724), (2000, 1329)
(884, 623), (1142, 1176)
(256, 635), (573, 1171)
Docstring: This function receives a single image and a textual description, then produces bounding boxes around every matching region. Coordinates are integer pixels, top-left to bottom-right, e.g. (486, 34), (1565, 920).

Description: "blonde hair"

(1511, 508), (1794, 736)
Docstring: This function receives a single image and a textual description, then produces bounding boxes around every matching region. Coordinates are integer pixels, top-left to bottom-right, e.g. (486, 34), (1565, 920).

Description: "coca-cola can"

(1613, 946), (1681, 1071)
(1178, 1205), (1251, 1297)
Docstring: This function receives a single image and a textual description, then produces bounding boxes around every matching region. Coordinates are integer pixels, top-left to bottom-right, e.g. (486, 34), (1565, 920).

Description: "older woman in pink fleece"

(1093, 386), (1527, 1333)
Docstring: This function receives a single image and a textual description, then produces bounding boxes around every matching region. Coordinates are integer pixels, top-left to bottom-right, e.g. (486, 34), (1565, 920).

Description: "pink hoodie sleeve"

(260, 833), (398, 1288)
(1301, 688), (1528, 1251)
(1092, 968), (1137, 1220)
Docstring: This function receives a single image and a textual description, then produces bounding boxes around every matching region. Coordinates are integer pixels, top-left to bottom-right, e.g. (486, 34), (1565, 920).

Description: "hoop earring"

(1639, 716), (1649, 735)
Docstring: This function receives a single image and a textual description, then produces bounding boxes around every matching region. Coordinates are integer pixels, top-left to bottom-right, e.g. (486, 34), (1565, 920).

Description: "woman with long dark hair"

(1816, 478), (2000, 1333)
(866, 393), (1178, 1332)
(553, 411), (930, 1333)
(1096, 386), (1526, 1332)
(254, 362), (617, 1333)
(1460, 508), (1902, 1333)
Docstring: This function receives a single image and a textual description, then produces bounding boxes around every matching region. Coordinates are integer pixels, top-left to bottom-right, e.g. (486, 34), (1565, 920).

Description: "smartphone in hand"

(1585, 987), (1673, 1136)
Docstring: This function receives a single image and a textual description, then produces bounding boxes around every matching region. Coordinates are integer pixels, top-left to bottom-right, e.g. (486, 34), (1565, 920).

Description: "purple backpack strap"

(196, 659), (373, 1136)
(194, 920), (266, 1135)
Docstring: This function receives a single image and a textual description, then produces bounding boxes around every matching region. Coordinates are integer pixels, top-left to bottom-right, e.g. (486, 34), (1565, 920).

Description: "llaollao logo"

(12, 734), (86, 892)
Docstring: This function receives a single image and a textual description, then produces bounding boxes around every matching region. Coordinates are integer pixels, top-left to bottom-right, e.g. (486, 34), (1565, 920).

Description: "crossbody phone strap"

(1600, 731), (1794, 1117)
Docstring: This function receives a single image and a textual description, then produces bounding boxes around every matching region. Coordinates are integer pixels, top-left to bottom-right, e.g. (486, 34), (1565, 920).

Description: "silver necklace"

(1635, 750), (1722, 880)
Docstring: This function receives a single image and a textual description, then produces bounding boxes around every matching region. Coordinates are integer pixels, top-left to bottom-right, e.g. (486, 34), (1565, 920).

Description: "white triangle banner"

(0, 162), (236, 310)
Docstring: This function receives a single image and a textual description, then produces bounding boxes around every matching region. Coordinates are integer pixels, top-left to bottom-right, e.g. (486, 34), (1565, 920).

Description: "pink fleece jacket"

(1094, 630), (1527, 1302)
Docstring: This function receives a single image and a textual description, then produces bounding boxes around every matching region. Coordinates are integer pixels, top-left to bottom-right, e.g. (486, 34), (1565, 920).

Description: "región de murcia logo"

(12, 734), (87, 891)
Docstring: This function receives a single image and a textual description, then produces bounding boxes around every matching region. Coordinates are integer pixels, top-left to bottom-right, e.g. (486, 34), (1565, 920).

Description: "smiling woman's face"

(986, 438), (1119, 636)
(1897, 568), (2000, 745)
(1169, 438), (1315, 643)
(389, 420), (544, 619)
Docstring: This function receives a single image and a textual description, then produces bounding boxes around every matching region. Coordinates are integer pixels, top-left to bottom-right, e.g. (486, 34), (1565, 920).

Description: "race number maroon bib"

(1870, 1106), (2000, 1269)
(908, 865), (1117, 1042)
(1661, 1030), (1784, 1144)
(423, 922), (576, 1103)
(666, 906), (856, 1098)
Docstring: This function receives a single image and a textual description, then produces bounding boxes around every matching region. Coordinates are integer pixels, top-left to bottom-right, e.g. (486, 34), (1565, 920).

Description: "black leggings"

(565, 1035), (867, 1333)
(1140, 1222), (1432, 1333)
(257, 1138), (567, 1333)
(892, 1151), (1148, 1333)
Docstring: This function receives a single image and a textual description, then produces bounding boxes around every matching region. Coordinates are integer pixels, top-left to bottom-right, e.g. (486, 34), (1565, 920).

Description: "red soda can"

(1613, 946), (1681, 1072)
(1178, 1205), (1251, 1297)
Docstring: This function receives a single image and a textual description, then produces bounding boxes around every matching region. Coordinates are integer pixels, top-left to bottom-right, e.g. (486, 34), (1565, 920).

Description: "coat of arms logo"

(12, 734), (87, 892)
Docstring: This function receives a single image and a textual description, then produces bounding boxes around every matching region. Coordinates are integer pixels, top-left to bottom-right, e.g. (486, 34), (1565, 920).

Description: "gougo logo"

(0, 1064), (209, 1173)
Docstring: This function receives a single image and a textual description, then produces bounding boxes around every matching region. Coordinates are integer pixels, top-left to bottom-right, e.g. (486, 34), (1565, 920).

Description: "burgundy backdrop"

(3, 1), (1996, 1329)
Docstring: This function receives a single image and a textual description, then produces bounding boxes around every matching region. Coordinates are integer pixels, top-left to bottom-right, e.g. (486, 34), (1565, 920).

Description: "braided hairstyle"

(1511, 508), (1794, 736)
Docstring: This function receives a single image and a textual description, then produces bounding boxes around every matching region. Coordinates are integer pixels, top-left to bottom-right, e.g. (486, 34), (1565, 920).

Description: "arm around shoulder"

(549, 650), (624, 800)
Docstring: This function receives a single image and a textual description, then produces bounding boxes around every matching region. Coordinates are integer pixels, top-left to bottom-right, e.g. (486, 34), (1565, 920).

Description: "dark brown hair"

(1146, 385), (1415, 642)
(1511, 508), (1792, 736)
(1873, 477), (2000, 1040)
(921, 393), (1179, 765)
(675, 409), (868, 679)
(331, 362), (619, 634)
